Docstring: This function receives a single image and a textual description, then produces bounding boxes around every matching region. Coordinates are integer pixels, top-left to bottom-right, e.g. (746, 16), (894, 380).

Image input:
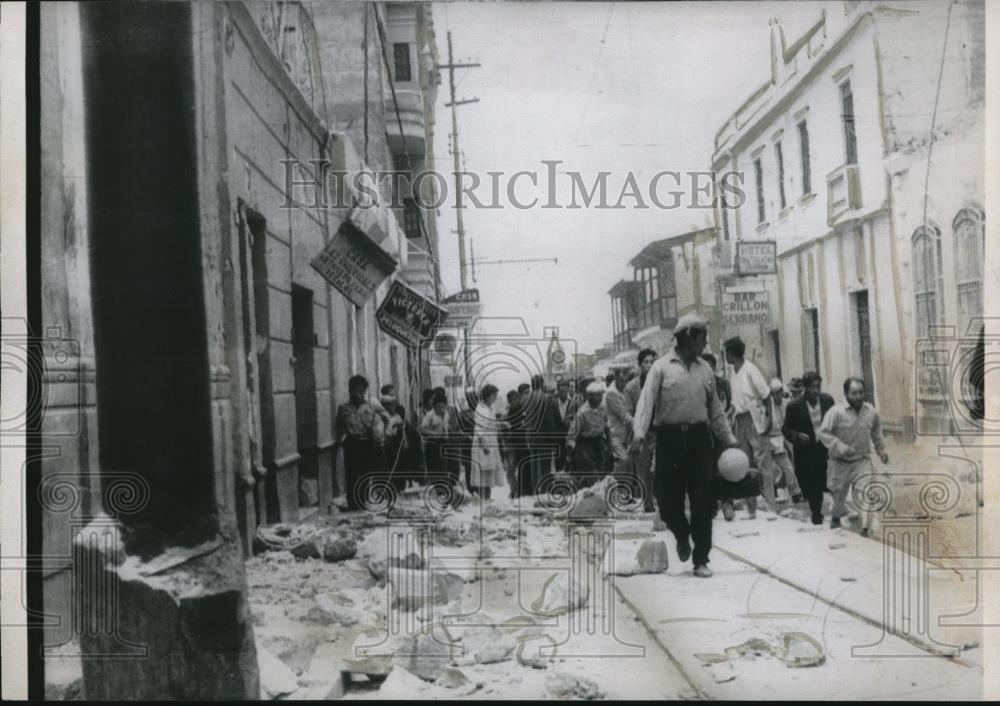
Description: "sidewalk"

(611, 512), (983, 700)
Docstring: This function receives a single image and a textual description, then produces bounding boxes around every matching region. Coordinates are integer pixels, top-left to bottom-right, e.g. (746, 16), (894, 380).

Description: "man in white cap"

(760, 378), (804, 511)
(566, 380), (611, 489)
(631, 313), (738, 578)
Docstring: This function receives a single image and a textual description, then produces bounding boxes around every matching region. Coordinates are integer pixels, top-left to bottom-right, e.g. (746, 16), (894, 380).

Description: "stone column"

(75, 2), (257, 698)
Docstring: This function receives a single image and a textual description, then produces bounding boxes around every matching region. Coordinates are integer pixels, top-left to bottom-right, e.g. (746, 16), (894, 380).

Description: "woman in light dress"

(470, 384), (507, 500)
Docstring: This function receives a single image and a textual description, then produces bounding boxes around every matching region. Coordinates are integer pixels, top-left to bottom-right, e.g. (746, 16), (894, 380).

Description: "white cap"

(586, 381), (606, 394)
(769, 378), (784, 393)
(673, 312), (708, 335)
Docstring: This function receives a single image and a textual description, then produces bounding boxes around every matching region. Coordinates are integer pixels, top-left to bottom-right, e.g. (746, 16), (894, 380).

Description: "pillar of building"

(75, 2), (257, 698)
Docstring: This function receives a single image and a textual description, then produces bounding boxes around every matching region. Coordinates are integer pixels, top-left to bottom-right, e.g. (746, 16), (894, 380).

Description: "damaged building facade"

(711, 0), (985, 438)
(39, 1), (442, 698)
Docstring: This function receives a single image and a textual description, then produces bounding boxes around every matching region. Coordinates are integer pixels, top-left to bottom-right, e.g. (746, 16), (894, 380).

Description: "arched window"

(953, 208), (985, 336)
(912, 225), (943, 337)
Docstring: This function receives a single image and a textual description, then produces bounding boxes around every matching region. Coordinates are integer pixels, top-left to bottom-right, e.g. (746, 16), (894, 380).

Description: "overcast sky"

(429, 1), (841, 387)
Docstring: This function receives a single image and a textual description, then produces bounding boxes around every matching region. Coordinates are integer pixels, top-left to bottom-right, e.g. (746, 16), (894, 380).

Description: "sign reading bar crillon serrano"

(722, 289), (771, 326)
(376, 280), (444, 346)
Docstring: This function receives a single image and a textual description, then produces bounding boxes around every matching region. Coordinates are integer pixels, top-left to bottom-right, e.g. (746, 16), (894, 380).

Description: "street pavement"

(237, 485), (983, 700)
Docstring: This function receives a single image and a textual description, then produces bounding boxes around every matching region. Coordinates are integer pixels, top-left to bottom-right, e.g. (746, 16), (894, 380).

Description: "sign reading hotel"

(376, 280), (444, 347)
(722, 289), (771, 327)
(311, 219), (396, 307)
(735, 240), (777, 276)
(441, 288), (481, 328)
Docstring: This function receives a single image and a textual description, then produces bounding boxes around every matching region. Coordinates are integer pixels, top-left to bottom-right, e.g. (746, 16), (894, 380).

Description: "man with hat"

(566, 380), (611, 489)
(787, 377), (805, 400)
(605, 364), (635, 479)
(722, 335), (769, 521)
(631, 313), (738, 579)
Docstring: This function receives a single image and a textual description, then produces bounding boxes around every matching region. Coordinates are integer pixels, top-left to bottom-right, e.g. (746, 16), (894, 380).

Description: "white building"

(712, 0), (984, 438)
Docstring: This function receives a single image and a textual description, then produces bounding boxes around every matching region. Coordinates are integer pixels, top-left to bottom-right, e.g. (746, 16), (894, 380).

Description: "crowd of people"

(333, 312), (889, 579)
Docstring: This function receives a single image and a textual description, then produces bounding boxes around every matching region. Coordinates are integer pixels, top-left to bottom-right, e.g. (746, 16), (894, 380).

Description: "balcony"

(827, 163), (862, 226)
(385, 88), (426, 158)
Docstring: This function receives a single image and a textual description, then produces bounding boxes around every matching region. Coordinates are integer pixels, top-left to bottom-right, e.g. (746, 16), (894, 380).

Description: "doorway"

(292, 285), (319, 513)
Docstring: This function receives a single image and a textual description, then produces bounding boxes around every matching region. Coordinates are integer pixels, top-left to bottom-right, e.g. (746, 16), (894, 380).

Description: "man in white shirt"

(722, 336), (769, 520)
(817, 377), (889, 535)
(760, 379), (804, 511)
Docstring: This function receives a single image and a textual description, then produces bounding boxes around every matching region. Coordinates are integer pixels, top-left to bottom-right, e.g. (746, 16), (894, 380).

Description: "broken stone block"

(601, 538), (669, 577)
(568, 493), (610, 521)
(258, 648), (298, 699)
(451, 625), (517, 666)
(531, 571), (589, 616)
(376, 666), (447, 698)
(389, 569), (465, 612)
(289, 676), (346, 701)
(290, 527), (357, 562)
(309, 588), (368, 627)
(435, 666), (473, 690)
(368, 550), (425, 581)
(392, 628), (458, 681)
(546, 673), (605, 700)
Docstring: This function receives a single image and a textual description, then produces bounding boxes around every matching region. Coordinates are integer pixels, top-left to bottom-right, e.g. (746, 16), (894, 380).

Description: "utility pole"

(439, 31), (480, 291)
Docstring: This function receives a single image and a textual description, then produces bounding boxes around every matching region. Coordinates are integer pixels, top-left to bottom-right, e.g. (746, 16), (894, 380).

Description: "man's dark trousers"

(654, 423), (716, 566)
(794, 442), (827, 518)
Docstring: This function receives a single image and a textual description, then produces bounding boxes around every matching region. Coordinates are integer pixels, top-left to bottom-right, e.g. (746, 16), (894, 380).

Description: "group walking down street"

(29, 0), (987, 700)
(333, 311), (892, 580)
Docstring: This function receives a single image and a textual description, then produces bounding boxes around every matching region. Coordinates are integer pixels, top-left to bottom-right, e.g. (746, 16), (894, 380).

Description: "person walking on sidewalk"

(605, 365), (634, 477)
(566, 381), (611, 490)
(631, 314), (739, 579)
(554, 378), (577, 473)
(782, 371), (834, 525)
(817, 377), (889, 535)
(523, 374), (563, 495)
(335, 375), (386, 511)
(760, 378), (805, 511)
(721, 336), (769, 521)
(470, 384), (506, 500)
(624, 348), (657, 512)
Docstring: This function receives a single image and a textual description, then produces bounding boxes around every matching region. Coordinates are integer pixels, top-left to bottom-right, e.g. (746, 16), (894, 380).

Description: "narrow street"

(245, 452), (982, 700)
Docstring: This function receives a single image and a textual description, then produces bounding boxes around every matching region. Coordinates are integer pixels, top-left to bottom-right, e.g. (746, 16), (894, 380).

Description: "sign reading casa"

(722, 289), (771, 326)
(442, 289), (481, 328)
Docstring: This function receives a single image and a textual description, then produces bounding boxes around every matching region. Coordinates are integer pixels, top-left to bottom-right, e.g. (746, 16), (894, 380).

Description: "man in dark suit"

(523, 374), (564, 495)
(552, 378), (577, 472)
(782, 371), (835, 525)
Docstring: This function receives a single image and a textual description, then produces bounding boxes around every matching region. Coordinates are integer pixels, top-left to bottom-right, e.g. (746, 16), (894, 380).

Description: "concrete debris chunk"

(257, 647), (299, 699)
(546, 673), (606, 700)
(389, 569), (465, 612)
(602, 538), (669, 576)
(531, 571), (590, 616)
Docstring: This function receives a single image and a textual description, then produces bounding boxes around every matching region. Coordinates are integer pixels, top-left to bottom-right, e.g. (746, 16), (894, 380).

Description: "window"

(802, 307), (821, 375)
(954, 208), (985, 335)
(912, 226), (943, 337)
(754, 158), (766, 224)
(775, 140), (787, 210)
(403, 198), (422, 239)
(840, 81), (858, 165)
(798, 120), (812, 195)
(719, 188), (730, 240)
(393, 42), (412, 82)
